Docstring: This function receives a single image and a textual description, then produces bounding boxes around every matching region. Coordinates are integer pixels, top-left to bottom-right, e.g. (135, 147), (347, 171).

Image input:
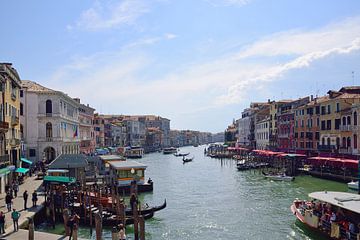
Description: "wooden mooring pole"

(95, 213), (102, 240)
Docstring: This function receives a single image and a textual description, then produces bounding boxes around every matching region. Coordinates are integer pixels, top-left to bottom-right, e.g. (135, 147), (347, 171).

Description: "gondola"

(183, 157), (193, 163)
(125, 199), (166, 215)
(101, 211), (155, 226)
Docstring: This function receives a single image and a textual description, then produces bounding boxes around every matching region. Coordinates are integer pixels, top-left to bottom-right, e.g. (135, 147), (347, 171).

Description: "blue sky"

(1, 0), (360, 132)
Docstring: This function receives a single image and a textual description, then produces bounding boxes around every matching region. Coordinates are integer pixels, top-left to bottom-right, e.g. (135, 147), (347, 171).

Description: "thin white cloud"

(70, 0), (149, 31)
(164, 33), (177, 40)
(49, 16), (360, 117)
(205, 0), (250, 7)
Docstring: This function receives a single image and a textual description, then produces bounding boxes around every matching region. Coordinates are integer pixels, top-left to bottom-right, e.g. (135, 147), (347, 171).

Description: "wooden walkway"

(2, 229), (87, 240)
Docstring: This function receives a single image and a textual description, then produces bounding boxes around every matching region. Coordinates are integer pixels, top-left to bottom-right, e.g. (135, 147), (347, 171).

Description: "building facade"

(21, 80), (80, 163)
(255, 117), (270, 150)
(76, 99), (95, 154)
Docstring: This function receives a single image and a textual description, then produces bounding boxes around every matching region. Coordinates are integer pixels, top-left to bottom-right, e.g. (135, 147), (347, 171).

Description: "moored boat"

(347, 181), (359, 191)
(291, 191), (360, 239)
(124, 146), (144, 158)
(163, 147), (178, 154)
(174, 152), (190, 157)
(262, 171), (294, 181)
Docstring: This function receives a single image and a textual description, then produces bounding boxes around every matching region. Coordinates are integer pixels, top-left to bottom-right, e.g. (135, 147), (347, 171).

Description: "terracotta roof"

(21, 80), (55, 93)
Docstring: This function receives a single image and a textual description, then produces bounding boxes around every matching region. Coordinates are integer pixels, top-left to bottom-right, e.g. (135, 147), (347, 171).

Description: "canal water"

(38, 145), (350, 239)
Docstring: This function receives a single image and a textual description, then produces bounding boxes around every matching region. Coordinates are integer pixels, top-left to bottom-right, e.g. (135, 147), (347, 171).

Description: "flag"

(73, 125), (78, 138)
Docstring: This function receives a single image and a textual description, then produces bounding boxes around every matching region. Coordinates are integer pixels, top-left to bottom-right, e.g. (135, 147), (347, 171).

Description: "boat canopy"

(15, 168), (29, 174)
(47, 169), (69, 173)
(252, 150), (284, 156)
(309, 191), (360, 214)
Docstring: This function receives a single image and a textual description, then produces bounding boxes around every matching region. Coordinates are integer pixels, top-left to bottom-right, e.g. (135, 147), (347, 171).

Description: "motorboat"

(163, 147), (178, 154)
(262, 171), (294, 181)
(291, 191), (360, 239)
(347, 181), (359, 191)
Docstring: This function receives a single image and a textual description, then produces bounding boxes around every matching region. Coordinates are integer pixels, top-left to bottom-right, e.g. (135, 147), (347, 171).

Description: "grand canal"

(39, 145), (349, 239)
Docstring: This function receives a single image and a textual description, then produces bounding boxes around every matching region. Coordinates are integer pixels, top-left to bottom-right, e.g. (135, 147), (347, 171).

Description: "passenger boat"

(174, 152), (190, 157)
(183, 157), (194, 163)
(163, 147), (178, 154)
(291, 191), (360, 239)
(124, 146), (144, 159)
(237, 160), (250, 171)
(262, 171), (294, 181)
(347, 181), (359, 191)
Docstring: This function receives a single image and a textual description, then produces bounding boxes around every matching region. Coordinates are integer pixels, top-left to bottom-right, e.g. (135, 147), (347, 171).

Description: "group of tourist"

(0, 179), (39, 234)
(301, 200), (360, 239)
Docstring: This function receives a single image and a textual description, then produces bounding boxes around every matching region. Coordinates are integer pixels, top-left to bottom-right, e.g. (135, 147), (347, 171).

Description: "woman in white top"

(119, 224), (126, 240)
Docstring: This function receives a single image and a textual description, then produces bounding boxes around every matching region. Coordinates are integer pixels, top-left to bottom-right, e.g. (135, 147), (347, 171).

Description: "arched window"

(336, 137), (340, 149)
(46, 122), (52, 139)
(342, 117), (346, 126)
(322, 138), (325, 145)
(327, 138), (331, 146)
(46, 100), (52, 114)
(354, 112), (358, 126)
(347, 137), (351, 149)
(342, 137), (346, 148)
(354, 134), (357, 149)
(347, 116), (351, 125)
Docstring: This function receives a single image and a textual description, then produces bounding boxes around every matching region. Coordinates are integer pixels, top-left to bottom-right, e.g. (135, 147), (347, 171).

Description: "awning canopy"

(277, 153), (307, 158)
(307, 157), (359, 169)
(43, 176), (76, 184)
(0, 168), (10, 176)
(20, 158), (33, 165)
(15, 168), (29, 174)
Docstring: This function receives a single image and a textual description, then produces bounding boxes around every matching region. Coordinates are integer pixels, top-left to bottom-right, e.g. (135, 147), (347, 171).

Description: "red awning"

(307, 157), (359, 169)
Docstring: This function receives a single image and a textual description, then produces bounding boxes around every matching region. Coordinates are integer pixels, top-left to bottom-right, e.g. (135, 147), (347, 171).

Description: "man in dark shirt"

(23, 190), (29, 210)
(5, 192), (13, 212)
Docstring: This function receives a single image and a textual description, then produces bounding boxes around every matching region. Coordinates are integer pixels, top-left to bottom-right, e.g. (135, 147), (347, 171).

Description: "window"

(336, 102), (340, 112)
(20, 90), (23, 97)
(327, 120), (331, 130)
(342, 137), (346, 148)
(29, 149), (36, 157)
(347, 116), (351, 125)
(354, 134), (358, 149)
(335, 119), (340, 130)
(46, 122), (53, 139)
(46, 100), (52, 114)
(336, 137), (340, 148)
(327, 138), (331, 146)
(347, 137), (351, 149)
(321, 121), (326, 130)
(354, 112), (357, 126)
(315, 132), (320, 140)
(342, 117), (346, 126)
(327, 105), (331, 114)
(300, 132), (304, 138)
(321, 106), (326, 115)
(315, 106), (320, 115)
(317, 118), (320, 127)
(20, 103), (23, 116)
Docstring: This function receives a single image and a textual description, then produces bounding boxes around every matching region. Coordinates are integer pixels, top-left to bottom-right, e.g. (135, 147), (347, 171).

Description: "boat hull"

(118, 182), (153, 194)
(348, 181), (359, 190)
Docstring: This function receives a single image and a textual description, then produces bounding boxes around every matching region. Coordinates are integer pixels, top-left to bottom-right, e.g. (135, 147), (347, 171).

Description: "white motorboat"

(262, 171), (294, 181)
(347, 181), (359, 191)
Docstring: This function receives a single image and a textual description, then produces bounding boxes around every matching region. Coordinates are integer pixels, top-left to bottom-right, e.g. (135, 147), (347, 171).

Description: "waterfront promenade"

(0, 176), (45, 238)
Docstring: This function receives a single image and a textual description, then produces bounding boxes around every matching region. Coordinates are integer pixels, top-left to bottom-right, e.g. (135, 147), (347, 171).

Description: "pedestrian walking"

(11, 209), (20, 232)
(0, 212), (5, 234)
(32, 190), (38, 207)
(5, 192), (13, 212)
(23, 190), (28, 210)
(13, 182), (19, 198)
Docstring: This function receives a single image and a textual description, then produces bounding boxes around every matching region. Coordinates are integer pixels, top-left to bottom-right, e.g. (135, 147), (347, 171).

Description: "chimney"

(268, 99), (270, 103)
(73, 98), (80, 103)
(310, 95), (314, 101)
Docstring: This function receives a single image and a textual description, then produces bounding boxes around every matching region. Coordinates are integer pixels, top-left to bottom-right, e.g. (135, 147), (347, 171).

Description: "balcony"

(339, 125), (352, 131)
(11, 116), (19, 126)
(46, 137), (53, 142)
(0, 121), (9, 131)
(317, 145), (335, 151)
(8, 138), (20, 147)
(339, 147), (352, 154)
(0, 154), (9, 165)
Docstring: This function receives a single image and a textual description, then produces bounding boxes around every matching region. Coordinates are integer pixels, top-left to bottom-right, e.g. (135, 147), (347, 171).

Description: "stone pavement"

(2, 229), (87, 240)
(0, 175), (45, 237)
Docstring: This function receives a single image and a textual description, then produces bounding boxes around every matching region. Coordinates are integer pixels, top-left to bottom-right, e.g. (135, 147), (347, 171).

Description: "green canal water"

(38, 146), (352, 239)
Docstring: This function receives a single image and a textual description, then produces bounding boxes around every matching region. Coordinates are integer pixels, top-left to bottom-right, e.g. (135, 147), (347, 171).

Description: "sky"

(1, 0), (360, 133)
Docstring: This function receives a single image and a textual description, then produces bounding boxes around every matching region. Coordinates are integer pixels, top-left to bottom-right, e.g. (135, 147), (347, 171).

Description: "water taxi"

(124, 146), (144, 158)
(291, 191), (360, 239)
(108, 160), (153, 193)
(163, 147), (178, 154)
